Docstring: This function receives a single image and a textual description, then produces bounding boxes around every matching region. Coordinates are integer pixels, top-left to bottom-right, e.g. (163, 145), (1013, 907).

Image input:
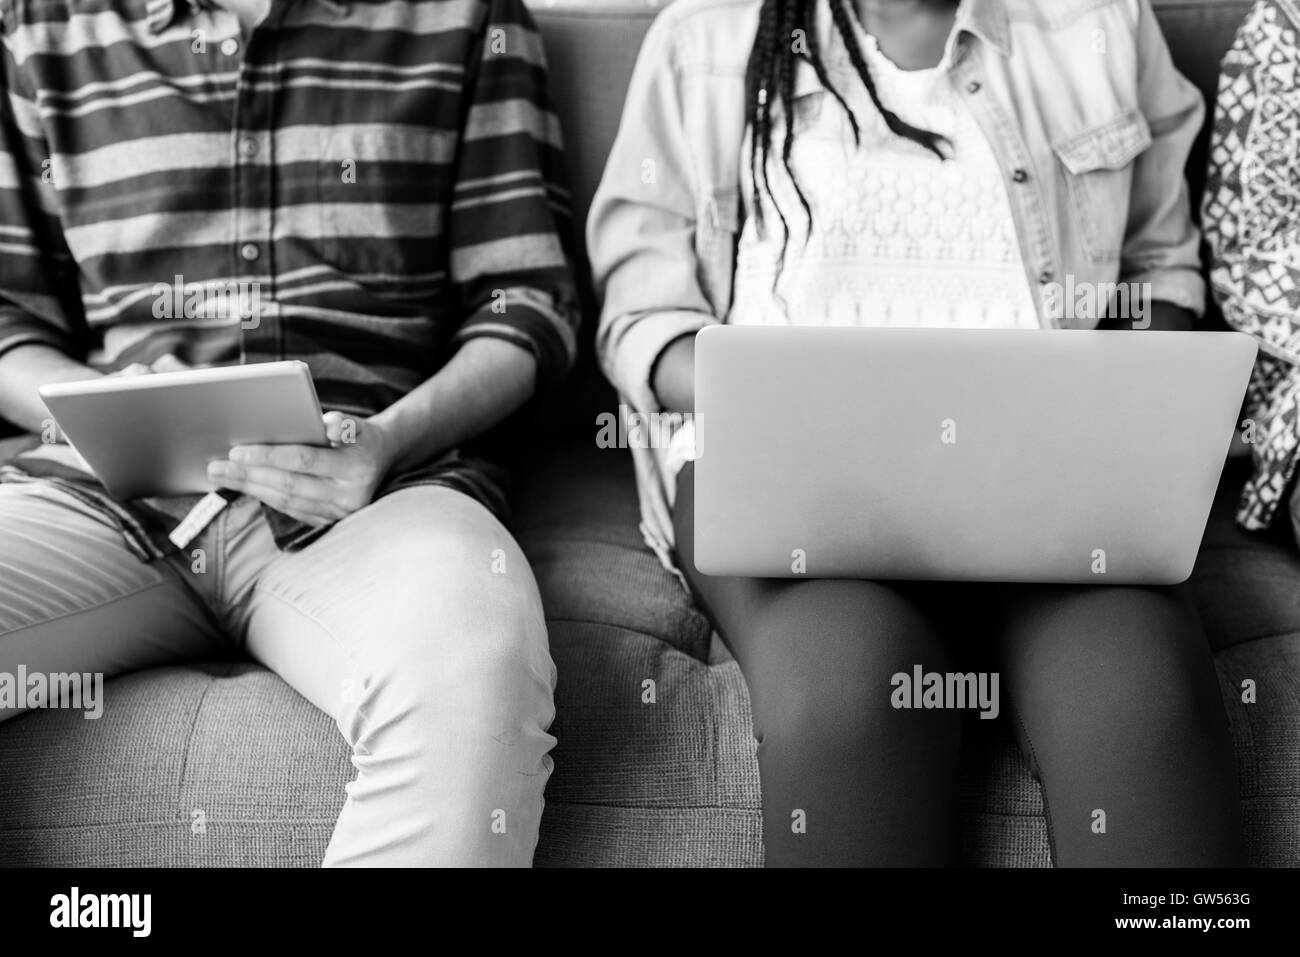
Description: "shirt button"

(239, 243), (260, 262)
(238, 136), (259, 159)
(1013, 169), (1029, 183)
(966, 81), (981, 93)
(220, 37), (239, 56)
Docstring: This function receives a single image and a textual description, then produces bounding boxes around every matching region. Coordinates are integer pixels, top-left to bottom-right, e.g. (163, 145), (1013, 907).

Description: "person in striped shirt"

(0, 0), (578, 866)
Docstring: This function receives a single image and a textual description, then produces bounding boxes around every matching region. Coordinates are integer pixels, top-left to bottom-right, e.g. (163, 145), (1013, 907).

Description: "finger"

(227, 443), (331, 475)
(322, 410), (354, 445)
(207, 460), (337, 504)
(241, 492), (337, 528)
(149, 354), (191, 373)
(109, 363), (153, 378)
(208, 474), (344, 526)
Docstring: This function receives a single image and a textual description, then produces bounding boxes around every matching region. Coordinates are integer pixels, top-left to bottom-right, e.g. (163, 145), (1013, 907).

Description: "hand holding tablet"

(38, 361), (329, 500)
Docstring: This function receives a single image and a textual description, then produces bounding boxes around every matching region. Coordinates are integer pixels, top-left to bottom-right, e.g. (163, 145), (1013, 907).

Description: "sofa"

(0, 0), (1295, 867)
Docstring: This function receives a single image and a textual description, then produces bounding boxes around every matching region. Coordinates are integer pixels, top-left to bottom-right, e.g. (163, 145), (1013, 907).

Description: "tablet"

(39, 361), (328, 499)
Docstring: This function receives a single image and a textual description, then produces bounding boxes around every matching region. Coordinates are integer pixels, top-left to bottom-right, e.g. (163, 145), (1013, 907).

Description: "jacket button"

(1013, 169), (1029, 183)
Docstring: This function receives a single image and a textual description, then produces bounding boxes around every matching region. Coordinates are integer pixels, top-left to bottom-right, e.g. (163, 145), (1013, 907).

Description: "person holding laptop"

(0, 0), (577, 865)
(589, 0), (1244, 866)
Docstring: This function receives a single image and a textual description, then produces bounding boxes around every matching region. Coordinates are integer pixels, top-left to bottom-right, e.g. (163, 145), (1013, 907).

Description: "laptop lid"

(692, 326), (1257, 584)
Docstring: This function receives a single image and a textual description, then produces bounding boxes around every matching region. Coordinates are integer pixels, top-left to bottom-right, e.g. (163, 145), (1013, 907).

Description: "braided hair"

(744, 0), (950, 268)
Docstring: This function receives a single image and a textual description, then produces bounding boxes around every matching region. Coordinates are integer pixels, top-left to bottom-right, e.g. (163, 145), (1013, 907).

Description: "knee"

(746, 581), (957, 747)
(408, 609), (551, 713)
(366, 498), (550, 675)
(1021, 585), (1198, 648)
(346, 579), (555, 756)
(1010, 586), (1219, 741)
(1090, 585), (1198, 633)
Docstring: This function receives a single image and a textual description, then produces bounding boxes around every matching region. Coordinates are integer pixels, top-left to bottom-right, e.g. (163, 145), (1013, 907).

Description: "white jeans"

(0, 481), (557, 866)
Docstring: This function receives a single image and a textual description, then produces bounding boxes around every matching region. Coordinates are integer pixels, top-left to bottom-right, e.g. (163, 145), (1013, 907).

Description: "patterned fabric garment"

(1203, 0), (1300, 531)
(666, 5), (1040, 488)
(0, 0), (579, 557)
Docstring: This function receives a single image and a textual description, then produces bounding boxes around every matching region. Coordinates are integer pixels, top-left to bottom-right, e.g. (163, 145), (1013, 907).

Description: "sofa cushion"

(509, 440), (716, 661)
(1214, 637), (1300, 866)
(1192, 460), (1300, 650)
(0, 662), (349, 867)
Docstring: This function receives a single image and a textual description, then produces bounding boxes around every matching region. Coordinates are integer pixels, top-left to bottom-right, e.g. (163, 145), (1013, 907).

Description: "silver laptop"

(692, 326), (1257, 584)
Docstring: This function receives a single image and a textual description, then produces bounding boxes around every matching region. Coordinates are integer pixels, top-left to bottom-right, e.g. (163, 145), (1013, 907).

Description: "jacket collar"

(956, 0), (1011, 57)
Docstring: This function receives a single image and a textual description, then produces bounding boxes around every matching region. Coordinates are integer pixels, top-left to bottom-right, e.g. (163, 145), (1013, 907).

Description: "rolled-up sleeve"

(1121, 0), (1206, 316)
(586, 10), (718, 415)
(448, 0), (579, 389)
(0, 35), (84, 361)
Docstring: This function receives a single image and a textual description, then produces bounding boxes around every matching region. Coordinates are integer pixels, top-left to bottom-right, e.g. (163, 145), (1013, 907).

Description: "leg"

(675, 463), (962, 866)
(0, 481), (226, 722)
(235, 486), (556, 867)
(994, 584), (1245, 866)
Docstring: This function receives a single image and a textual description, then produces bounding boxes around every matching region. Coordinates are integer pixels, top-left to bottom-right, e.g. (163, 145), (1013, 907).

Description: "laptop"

(691, 326), (1257, 584)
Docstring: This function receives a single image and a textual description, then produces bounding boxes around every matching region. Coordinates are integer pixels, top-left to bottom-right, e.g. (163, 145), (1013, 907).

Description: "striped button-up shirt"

(0, 0), (579, 556)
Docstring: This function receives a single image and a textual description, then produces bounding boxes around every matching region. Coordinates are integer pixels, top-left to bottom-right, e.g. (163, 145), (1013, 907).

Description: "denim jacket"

(587, 0), (1207, 576)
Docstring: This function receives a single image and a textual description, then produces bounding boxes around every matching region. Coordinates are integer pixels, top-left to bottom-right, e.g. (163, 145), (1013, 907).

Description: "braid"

(826, 0), (948, 159)
(773, 0), (804, 268)
(743, 0), (950, 287)
(745, 0), (781, 239)
(801, 0), (859, 145)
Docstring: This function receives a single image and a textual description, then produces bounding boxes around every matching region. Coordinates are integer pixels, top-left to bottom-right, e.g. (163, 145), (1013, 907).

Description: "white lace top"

(728, 26), (1040, 330)
(663, 15), (1041, 488)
